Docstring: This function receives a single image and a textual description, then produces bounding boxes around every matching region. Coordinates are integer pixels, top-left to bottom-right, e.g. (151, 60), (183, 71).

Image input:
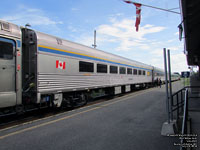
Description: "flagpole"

(123, 0), (180, 14)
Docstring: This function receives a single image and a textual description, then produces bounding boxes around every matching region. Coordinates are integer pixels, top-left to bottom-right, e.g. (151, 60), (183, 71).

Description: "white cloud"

(98, 19), (165, 40)
(150, 48), (163, 57)
(1, 5), (63, 26)
(174, 32), (179, 35)
(71, 8), (79, 11)
(171, 53), (189, 73)
(96, 19), (166, 51)
(75, 18), (166, 52)
(69, 16), (188, 73)
(76, 35), (94, 47)
(167, 39), (176, 43)
(67, 25), (78, 32)
(149, 48), (188, 73)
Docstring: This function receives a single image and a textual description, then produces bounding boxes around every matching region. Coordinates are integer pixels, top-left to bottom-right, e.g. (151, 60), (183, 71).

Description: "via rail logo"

(56, 60), (66, 70)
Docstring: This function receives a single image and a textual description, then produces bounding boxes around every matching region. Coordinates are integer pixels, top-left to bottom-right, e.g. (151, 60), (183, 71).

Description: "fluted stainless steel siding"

(36, 31), (153, 95)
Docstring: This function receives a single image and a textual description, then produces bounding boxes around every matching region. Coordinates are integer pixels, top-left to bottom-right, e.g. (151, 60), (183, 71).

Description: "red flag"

(134, 3), (142, 32)
(123, 0), (132, 4)
(56, 60), (66, 70)
(123, 1), (142, 32)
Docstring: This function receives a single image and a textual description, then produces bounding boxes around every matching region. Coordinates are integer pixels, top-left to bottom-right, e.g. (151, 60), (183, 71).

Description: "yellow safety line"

(0, 107), (99, 140)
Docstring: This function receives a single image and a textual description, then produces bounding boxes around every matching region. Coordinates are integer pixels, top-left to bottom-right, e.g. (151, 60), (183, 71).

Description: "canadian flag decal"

(56, 60), (66, 69)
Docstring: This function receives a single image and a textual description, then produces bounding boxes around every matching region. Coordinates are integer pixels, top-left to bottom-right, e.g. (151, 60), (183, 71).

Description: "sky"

(0, 0), (189, 73)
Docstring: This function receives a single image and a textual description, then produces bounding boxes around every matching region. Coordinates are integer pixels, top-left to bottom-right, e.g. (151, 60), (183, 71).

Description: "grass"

(181, 77), (190, 86)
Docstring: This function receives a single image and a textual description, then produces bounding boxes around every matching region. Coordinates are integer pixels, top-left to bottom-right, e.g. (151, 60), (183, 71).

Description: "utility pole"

(92, 30), (97, 49)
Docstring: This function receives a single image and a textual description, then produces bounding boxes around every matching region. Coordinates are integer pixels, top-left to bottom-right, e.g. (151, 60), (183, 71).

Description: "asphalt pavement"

(0, 81), (184, 150)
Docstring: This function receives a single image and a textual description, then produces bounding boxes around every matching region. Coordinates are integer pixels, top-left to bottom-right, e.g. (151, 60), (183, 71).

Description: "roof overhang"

(180, 0), (200, 66)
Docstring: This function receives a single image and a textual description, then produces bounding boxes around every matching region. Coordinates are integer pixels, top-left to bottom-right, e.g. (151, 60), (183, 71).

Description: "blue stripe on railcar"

(38, 45), (152, 71)
(16, 40), (21, 47)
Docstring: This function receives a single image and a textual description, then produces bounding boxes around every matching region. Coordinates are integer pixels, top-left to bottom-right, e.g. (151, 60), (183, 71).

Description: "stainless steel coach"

(0, 20), (168, 115)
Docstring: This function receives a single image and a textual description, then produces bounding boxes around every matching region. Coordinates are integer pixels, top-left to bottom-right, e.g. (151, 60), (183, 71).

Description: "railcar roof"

(0, 20), (21, 39)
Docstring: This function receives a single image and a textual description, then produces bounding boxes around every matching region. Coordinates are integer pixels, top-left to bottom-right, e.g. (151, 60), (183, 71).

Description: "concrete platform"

(0, 81), (183, 150)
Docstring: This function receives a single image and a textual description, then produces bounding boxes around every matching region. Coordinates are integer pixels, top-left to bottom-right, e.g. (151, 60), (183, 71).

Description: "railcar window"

(133, 69), (137, 75)
(138, 70), (142, 75)
(0, 41), (13, 59)
(143, 71), (146, 75)
(110, 65), (118, 74)
(127, 68), (132, 74)
(79, 61), (94, 72)
(97, 64), (107, 73)
(120, 67), (126, 74)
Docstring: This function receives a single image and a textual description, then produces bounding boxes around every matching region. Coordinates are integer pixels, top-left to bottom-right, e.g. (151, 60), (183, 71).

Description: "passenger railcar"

(0, 20), (177, 116)
(152, 67), (165, 83)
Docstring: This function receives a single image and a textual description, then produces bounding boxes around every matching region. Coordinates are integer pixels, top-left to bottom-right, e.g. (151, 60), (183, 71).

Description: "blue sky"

(0, 0), (188, 73)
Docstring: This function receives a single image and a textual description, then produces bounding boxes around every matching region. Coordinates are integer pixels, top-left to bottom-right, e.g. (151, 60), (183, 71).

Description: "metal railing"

(170, 86), (200, 121)
(180, 88), (189, 150)
(169, 86), (200, 150)
(171, 87), (186, 120)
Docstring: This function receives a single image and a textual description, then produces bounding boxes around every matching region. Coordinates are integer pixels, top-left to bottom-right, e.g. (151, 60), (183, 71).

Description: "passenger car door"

(0, 38), (16, 108)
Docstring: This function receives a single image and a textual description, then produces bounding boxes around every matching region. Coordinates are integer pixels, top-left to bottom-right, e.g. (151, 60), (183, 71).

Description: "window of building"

(97, 64), (107, 73)
(79, 61), (94, 72)
(0, 41), (13, 59)
(120, 67), (126, 74)
(110, 65), (118, 74)
(127, 68), (132, 74)
(133, 69), (137, 75)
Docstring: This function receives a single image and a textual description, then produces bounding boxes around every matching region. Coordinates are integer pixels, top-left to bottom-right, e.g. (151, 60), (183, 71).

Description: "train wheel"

(78, 93), (88, 106)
